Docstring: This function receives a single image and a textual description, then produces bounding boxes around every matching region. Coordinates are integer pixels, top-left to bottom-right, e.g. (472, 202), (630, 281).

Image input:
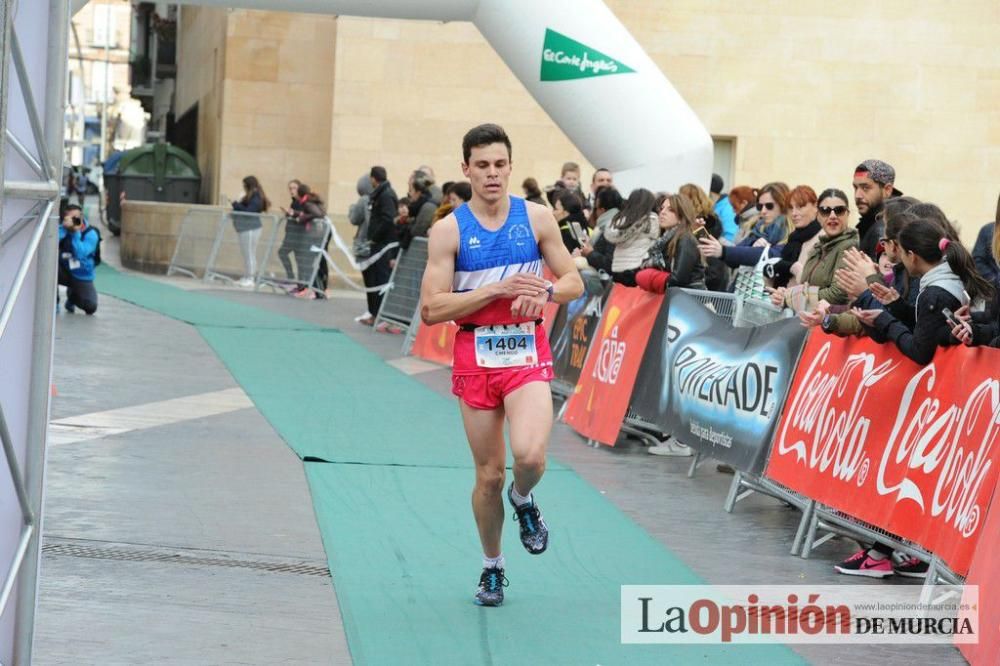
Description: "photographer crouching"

(57, 204), (100, 315)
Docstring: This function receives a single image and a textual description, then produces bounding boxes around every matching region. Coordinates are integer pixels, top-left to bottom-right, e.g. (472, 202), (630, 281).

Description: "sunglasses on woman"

(819, 205), (848, 217)
(758, 202), (776, 211)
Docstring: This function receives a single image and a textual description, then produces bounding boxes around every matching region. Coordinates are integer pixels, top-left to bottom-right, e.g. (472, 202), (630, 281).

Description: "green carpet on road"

(96, 267), (803, 665)
(96, 264), (319, 330)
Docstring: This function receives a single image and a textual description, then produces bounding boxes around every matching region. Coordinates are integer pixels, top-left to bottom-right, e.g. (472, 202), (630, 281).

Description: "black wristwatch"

(821, 314), (834, 333)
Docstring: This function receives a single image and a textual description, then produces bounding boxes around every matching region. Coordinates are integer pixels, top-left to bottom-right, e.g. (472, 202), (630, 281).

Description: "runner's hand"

(494, 273), (547, 299)
(510, 293), (547, 318)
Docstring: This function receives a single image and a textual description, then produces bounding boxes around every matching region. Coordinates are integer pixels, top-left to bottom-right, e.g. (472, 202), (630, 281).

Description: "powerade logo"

(540, 28), (636, 81)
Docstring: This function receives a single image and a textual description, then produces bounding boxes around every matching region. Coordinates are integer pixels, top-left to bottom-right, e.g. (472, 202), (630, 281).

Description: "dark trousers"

(58, 265), (98, 314)
(277, 226), (306, 280)
(362, 251), (393, 316)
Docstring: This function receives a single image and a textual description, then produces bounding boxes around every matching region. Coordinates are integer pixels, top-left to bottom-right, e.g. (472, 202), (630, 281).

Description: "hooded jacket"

(872, 261), (967, 364)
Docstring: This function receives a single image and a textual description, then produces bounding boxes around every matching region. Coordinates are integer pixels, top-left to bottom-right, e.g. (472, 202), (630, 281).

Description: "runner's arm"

(530, 203), (584, 304)
(419, 216), (548, 325)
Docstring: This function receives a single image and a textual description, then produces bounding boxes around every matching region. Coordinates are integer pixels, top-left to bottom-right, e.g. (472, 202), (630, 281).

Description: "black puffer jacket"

(857, 204), (885, 262)
(367, 181), (399, 248)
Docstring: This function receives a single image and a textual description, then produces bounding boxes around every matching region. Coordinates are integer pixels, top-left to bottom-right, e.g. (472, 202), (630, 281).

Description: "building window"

(89, 61), (112, 103)
(91, 4), (118, 48)
(712, 136), (735, 192)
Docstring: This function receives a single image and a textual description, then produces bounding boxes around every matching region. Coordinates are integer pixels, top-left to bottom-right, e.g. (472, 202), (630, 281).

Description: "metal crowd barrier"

(257, 218), (332, 296)
(168, 208), (334, 293)
(375, 237), (429, 330)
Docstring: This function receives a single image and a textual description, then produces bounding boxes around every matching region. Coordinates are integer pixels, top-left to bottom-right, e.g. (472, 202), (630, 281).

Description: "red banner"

(410, 321), (458, 366)
(765, 333), (1000, 575)
(562, 285), (663, 446)
(959, 482), (1000, 664)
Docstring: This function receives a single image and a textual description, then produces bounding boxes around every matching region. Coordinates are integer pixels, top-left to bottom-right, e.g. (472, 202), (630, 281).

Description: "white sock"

(867, 549), (888, 561)
(510, 484), (533, 507)
(483, 554), (505, 570)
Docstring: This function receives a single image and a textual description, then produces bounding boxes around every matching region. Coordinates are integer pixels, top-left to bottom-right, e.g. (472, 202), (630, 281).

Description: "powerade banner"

(631, 290), (808, 474)
(550, 279), (608, 387)
(563, 285), (663, 446)
(765, 334), (1000, 575)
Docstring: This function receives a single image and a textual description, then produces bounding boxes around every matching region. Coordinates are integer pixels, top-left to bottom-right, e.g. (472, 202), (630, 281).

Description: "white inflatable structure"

(0, 0), (68, 663)
(173, 0), (714, 194)
(3, 1), (709, 662)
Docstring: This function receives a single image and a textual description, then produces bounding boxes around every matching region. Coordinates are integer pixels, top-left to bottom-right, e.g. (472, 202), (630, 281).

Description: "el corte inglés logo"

(540, 28), (636, 81)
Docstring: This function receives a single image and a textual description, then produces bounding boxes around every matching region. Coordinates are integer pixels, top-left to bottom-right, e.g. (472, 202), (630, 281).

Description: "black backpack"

(84, 225), (102, 266)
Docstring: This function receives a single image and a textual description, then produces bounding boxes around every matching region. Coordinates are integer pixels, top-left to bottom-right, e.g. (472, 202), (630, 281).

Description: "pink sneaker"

(834, 549), (893, 578)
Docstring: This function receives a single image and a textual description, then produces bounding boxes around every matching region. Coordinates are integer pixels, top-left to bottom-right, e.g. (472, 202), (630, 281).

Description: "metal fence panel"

(257, 217), (331, 295)
(205, 212), (283, 286)
(375, 237), (428, 329)
(166, 208), (226, 280)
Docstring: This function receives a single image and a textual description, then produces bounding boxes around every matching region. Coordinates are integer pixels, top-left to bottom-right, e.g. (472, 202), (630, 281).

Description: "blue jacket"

(58, 223), (99, 281)
(713, 195), (738, 242)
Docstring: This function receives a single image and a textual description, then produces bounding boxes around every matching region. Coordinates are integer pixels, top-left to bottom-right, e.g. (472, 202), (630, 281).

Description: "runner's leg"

(504, 380), (552, 497)
(459, 400), (507, 558)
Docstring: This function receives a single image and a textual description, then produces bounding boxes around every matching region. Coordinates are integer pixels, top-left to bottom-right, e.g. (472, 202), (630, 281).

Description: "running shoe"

(893, 555), (929, 579)
(647, 437), (693, 457)
(474, 566), (508, 607)
(507, 483), (548, 555)
(834, 549), (893, 578)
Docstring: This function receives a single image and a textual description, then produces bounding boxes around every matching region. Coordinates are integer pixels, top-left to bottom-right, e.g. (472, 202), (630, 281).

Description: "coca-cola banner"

(550, 278), (609, 387)
(765, 333), (1000, 575)
(563, 285), (664, 446)
(630, 289), (809, 474)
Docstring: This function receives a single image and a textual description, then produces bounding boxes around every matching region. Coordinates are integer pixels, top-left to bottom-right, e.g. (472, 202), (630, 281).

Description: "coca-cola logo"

(876, 365), (1000, 538)
(777, 341), (1000, 539)
(593, 325), (626, 385)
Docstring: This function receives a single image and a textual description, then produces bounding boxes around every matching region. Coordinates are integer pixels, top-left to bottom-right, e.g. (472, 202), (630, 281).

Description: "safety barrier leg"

(723, 471), (743, 513)
(790, 499), (815, 556)
(202, 211), (228, 284)
(686, 451), (702, 478)
(555, 400), (569, 422)
(801, 509), (821, 559)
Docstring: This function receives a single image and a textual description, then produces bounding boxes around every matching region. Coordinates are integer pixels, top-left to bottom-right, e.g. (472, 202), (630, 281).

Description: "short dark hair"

(591, 168), (611, 183)
(462, 123), (512, 164)
(64, 204), (82, 214)
(370, 166), (387, 183)
(450, 182), (472, 202)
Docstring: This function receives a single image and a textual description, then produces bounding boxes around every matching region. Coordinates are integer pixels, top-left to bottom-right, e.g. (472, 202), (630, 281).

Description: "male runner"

(420, 124), (583, 606)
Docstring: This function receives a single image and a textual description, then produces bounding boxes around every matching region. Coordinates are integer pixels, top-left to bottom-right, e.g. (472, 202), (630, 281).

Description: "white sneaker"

(237, 277), (254, 288)
(353, 311), (373, 322)
(647, 438), (693, 457)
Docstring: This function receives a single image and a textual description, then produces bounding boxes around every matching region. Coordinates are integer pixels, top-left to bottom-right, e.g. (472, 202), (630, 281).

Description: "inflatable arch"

(173, 0), (714, 193)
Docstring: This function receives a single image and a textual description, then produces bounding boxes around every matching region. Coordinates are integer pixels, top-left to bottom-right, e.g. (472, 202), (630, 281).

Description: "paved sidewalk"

(35, 294), (348, 664)
(33, 239), (965, 664)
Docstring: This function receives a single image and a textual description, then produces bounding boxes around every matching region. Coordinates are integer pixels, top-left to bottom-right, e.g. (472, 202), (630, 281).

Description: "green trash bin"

(104, 143), (201, 235)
